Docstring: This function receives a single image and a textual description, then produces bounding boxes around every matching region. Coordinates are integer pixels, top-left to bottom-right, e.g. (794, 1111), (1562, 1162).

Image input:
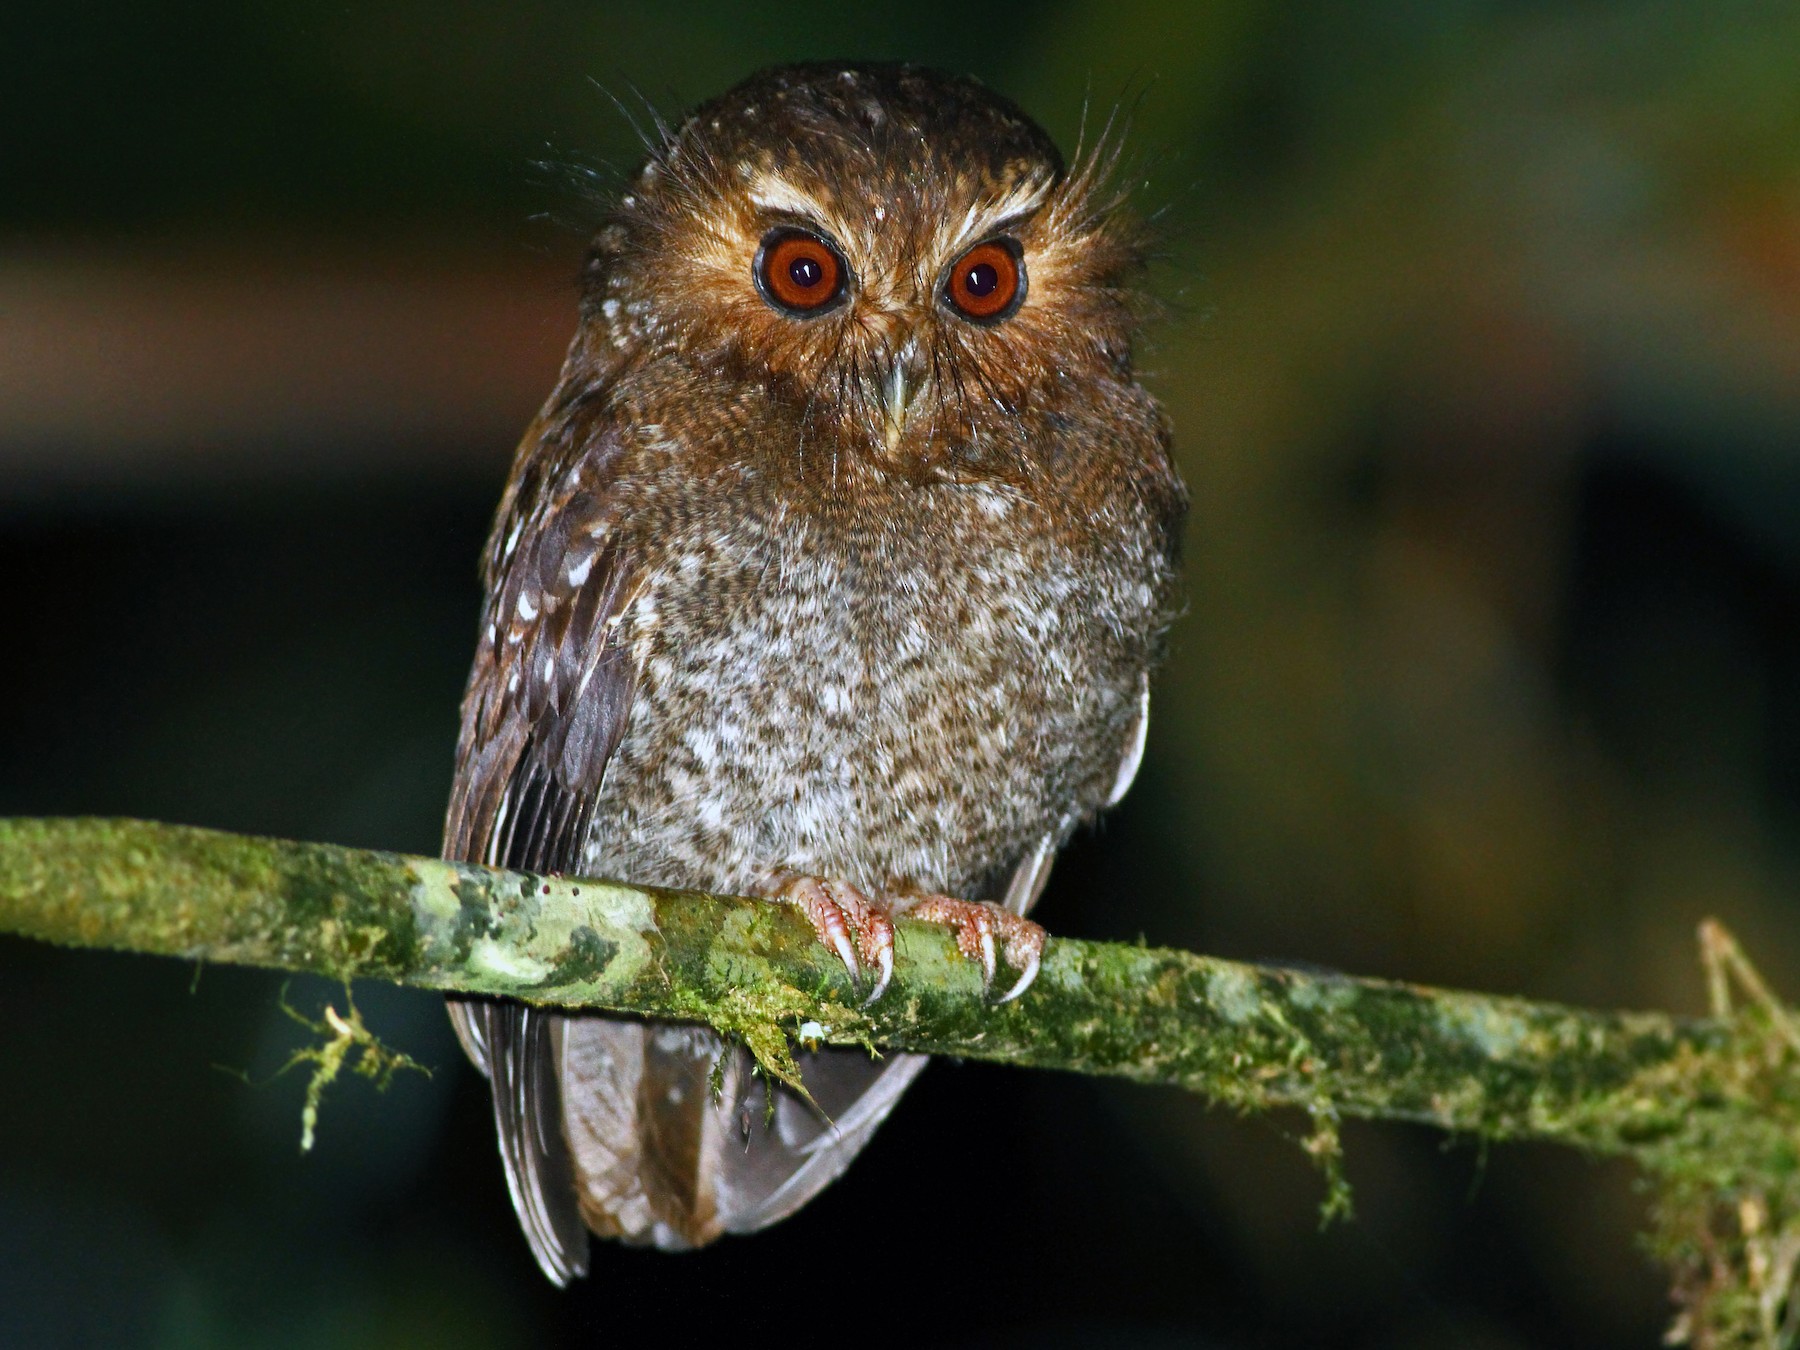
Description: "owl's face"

(579, 64), (1147, 483)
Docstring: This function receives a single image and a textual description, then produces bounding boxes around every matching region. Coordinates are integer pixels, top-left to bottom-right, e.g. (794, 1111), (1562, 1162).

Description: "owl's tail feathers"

(448, 998), (592, 1284)
(445, 834), (1061, 1269)
(719, 1044), (930, 1235)
(555, 1016), (929, 1250)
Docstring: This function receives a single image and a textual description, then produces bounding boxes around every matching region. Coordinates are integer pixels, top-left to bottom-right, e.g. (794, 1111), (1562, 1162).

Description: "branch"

(2, 816), (1797, 1347)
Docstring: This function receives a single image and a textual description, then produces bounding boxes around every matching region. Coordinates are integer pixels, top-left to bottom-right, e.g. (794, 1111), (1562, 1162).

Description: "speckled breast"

(579, 470), (1164, 901)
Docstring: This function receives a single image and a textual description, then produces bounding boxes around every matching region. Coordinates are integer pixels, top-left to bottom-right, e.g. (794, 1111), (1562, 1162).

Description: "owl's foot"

(767, 873), (897, 1004)
(899, 896), (1046, 1003)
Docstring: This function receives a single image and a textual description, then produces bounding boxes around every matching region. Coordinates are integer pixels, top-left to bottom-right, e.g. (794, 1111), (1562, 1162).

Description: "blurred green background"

(5, 1), (1800, 1346)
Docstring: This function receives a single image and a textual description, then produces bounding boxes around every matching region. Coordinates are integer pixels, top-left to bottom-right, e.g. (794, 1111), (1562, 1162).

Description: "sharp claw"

(863, 944), (894, 1006)
(977, 928), (997, 990)
(996, 949), (1040, 1004)
(831, 930), (860, 983)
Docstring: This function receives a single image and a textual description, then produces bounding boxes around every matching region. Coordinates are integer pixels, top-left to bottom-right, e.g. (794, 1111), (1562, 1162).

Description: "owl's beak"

(880, 340), (929, 456)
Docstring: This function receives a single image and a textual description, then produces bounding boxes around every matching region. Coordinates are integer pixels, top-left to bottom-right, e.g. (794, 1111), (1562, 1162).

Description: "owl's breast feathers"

(584, 413), (1179, 900)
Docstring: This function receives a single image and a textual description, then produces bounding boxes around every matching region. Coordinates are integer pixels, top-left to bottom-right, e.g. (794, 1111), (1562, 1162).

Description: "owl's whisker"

(1072, 79), (1093, 167)
(797, 317), (858, 484)
(963, 355), (1036, 485)
(931, 334), (978, 450)
(832, 345), (874, 490)
(962, 346), (1016, 419)
(847, 346), (883, 467)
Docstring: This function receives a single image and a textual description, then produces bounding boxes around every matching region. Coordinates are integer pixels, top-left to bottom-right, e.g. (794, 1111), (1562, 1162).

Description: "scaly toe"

(827, 880), (896, 1005)
(905, 895), (1047, 997)
(772, 880), (1043, 1003)
(766, 873), (904, 1000)
(773, 874), (863, 984)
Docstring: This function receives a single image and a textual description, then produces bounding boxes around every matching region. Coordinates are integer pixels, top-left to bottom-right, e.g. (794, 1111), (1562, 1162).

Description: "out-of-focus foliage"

(4, 2), (1800, 1347)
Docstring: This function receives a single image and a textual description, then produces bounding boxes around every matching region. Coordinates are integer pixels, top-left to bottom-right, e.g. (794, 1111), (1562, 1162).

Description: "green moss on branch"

(2, 816), (1799, 1346)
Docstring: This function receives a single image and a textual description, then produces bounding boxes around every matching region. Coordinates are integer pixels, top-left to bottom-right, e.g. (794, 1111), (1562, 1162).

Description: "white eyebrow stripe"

(753, 166), (1053, 230)
(747, 171), (833, 220)
(945, 172), (1058, 252)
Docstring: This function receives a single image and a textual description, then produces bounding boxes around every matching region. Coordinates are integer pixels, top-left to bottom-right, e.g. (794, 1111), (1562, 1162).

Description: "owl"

(443, 61), (1186, 1281)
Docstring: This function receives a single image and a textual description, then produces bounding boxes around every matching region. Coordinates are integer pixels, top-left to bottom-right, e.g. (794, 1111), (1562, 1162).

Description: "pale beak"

(881, 340), (930, 456)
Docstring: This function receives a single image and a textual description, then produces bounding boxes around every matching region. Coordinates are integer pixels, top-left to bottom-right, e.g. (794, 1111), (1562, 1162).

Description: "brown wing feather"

(443, 403), (639, 1286)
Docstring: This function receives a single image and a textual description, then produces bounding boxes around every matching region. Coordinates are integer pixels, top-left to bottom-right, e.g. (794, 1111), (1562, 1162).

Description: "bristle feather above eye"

(592, 79), (677, 160)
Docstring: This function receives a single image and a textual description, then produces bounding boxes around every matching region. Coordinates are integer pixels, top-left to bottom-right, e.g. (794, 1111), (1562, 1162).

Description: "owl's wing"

(443, 412), (640, 1286)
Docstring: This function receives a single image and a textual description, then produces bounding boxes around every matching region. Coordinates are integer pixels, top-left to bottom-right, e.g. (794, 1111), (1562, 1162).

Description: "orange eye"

(944, 239), (1024, 323)
(756, 228), (847, 315)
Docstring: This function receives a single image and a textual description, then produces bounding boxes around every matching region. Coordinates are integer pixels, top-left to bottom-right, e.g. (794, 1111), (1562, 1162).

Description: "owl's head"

(579, 63), (1150, 482)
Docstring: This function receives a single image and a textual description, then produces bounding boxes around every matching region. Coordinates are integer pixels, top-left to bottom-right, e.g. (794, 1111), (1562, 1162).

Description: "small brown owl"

(443, 61), (1186, 1281)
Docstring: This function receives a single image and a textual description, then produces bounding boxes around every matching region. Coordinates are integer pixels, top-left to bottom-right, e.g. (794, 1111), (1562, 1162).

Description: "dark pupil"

(788, 255), (824, 290)
(964, 261), (1000, 297)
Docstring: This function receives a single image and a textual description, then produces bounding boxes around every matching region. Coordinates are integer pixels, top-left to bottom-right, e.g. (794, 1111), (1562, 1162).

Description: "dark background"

(5, 2), (1800, 1346)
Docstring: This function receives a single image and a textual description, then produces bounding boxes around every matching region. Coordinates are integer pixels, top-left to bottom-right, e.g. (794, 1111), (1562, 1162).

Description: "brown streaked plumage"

(444, 61), (1186, 1281)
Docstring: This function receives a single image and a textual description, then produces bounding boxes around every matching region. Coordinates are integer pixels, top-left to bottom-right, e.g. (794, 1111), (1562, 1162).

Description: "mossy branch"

(2, 817), (1799, 1347)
